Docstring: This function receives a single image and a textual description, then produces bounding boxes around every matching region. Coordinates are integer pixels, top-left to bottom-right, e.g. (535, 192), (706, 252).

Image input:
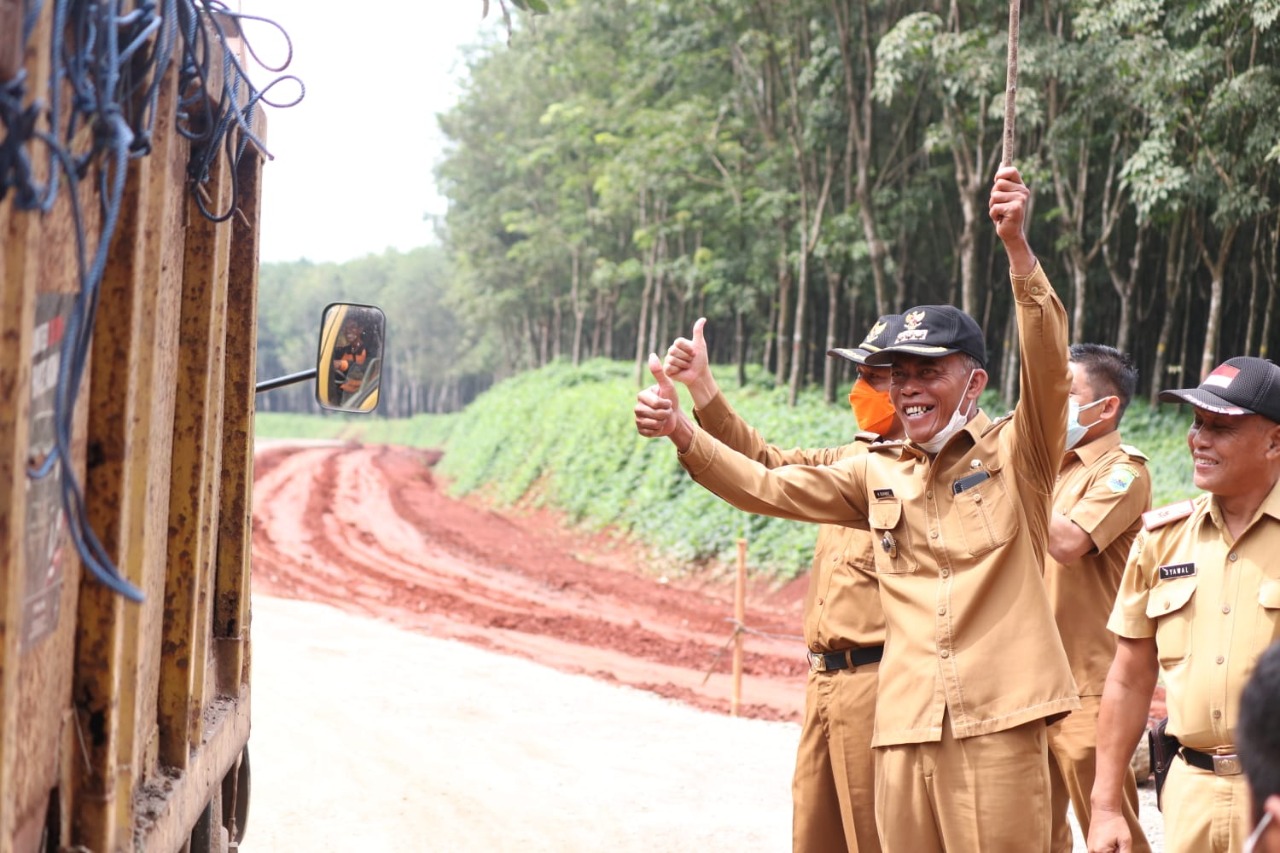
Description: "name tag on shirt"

(1158, 562), (1196, 580)
(873, 488), (895, 499)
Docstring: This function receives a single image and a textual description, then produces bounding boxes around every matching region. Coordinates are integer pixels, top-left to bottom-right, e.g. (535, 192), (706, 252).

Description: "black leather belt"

(1180, 745), (1242, 776)
(807, 645), (884, 672)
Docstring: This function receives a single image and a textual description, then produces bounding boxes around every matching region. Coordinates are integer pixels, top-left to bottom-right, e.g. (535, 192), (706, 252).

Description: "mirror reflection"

(316, 303), (386, 413)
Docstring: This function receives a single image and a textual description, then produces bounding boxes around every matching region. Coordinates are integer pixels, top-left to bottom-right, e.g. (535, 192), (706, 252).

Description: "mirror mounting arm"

(255, 369), (318, 394)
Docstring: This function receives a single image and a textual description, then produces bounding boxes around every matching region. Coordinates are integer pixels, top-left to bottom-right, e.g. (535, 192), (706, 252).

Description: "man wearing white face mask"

(635, 165), (1078, 851)
(1044, 344), (1152, 852)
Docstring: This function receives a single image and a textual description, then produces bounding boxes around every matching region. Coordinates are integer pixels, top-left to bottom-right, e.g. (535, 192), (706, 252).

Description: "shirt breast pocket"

(1256, 577), (1280, 649)
(954, 469), (1017, 558)
(1145, 577), (1198, 666)
(868, 498), (917, 574)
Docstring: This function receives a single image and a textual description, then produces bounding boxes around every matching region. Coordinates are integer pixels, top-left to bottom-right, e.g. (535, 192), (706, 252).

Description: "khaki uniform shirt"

(1108, 481), (1280, 750)
(693, 392), (886, 653)
(678, 264), (1079, 746)
(1046, 433), (1151, 695)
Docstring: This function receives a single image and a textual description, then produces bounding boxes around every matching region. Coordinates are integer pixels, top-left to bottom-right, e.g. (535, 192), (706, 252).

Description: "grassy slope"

(256, 359), (1199, 579)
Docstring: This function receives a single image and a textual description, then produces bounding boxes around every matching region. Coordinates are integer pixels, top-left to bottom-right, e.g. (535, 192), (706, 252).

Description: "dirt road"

(245, 441), (810, 851)
(245, 441), (1165, 851)
(251, 442), (810, 723)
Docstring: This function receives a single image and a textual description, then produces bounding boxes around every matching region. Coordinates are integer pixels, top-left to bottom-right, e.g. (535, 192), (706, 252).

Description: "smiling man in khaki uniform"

(1045, 344), (1152, 852)
(1089, 357), (1280, 853)
(635, 166), (1078, 852)
(661, 314), (904, 853)
(1239, 639), (1280, 853)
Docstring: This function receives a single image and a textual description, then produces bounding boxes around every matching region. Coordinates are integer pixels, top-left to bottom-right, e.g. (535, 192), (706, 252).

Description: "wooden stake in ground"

(731, 538), (747, 717)
(1002, 0), (1021, 167)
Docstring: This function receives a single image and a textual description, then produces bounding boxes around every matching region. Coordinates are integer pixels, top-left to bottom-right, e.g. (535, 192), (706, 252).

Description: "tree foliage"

(254, 246), (491, 417)
(253, 360), (1200, 577)
(430, 0), (1280, 410)
(259, 1), (1280, 416)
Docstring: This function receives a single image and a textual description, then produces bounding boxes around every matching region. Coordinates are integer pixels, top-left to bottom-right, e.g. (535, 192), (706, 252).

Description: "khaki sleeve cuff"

(1106, 608), (1155, 640)
(676, 426), (717, 476)
(1067, 501), (1124, 554)
(692, 390), (731, 430)
(1010, 261), (1051, 305)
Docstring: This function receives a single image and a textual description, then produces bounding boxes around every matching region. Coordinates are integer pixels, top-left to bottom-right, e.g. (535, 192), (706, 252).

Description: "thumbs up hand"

(635, 353), (695, 451)
(663, 317), (719, 407)
(665, 317), (708, 384)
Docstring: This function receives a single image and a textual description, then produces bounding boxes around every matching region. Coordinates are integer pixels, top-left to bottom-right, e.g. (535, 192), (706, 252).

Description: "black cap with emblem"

(828, 314), (906, 366)
(863, 305), (987, 368)
(1157, 357), (1280, 424)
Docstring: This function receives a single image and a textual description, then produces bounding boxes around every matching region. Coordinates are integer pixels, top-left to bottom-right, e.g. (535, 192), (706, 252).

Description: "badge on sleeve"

(1107, 464), (1139, 494)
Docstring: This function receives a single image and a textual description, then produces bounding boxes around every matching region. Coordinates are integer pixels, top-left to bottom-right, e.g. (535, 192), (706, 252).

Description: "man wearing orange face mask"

(663, 314), (904, 853)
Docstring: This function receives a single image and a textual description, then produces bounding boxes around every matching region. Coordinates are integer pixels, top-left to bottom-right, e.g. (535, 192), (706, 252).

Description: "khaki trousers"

(1161, 752), (1250, 853)
(1047, 694), (1150, 853)
(873, 710), (1051, 853)
(791, 663), (880, 853)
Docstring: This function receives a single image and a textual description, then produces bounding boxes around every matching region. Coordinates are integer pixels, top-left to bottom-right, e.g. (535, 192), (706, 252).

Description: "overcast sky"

(235, 2), (503, 263)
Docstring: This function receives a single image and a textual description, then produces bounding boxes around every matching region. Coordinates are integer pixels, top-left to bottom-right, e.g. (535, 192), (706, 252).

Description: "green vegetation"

(432, 0), (1280, 411)
(257, 4), (1280, 424)
(256, 361), (1199, 578)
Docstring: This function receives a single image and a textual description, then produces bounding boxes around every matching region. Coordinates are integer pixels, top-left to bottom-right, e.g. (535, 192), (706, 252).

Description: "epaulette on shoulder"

(1120, 443), (1150, 461)
(1142, 499), (1196, 531)
(868, 438), (907, 450)
(980, 410), (1016, 435)
(852, 430), (881, 443)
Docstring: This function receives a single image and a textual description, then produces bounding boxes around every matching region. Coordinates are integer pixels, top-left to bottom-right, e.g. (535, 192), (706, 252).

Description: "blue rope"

(3, 0), (303, 601)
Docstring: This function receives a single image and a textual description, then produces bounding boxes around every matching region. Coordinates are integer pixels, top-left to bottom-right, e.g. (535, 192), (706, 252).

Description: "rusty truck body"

(1, 1), (270, 849)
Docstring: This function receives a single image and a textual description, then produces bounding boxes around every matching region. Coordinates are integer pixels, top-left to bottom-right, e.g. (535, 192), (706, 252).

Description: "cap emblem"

(1203, 364), (1239, 389)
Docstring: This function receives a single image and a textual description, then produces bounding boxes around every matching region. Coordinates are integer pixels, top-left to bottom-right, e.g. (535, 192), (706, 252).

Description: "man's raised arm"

(664, 319), (849, 468)
(989, 166), (1070, 512)
(634, 356), (870, 529)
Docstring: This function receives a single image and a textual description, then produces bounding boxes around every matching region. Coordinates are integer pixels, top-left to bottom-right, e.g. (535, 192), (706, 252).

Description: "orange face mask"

(848, 379), (896, 436)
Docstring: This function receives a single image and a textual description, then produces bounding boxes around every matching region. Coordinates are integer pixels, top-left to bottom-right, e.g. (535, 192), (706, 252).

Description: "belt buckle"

(807, 651), (828, 672)
(1212, 754), (1242, 776)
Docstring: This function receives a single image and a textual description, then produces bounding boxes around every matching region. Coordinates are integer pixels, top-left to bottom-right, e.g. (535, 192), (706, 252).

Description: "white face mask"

(1065, 397), (1108, 450)
(916, 369), (977, 455)
(1244, 810), (1274, 853)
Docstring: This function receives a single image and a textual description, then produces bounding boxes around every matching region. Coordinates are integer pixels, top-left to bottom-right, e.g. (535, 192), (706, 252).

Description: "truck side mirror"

(316, 302), (386, 413)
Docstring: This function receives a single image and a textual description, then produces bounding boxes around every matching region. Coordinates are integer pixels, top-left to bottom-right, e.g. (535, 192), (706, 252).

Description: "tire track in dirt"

(251, 442), (809, 721)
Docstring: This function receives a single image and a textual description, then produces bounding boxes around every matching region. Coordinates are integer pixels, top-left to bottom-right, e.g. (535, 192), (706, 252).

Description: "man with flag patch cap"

(1043, 344), (1153, 852)
(1089, 356), (1280, 853)
(659, 313), (905, 853)
(636, 165), (1079, 851)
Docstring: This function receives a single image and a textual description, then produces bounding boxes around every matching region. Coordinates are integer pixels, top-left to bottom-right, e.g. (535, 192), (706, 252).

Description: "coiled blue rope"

(3, 0), (303, 601)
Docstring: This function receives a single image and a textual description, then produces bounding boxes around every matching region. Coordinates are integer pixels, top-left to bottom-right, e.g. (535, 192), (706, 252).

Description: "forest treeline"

(254, 247), (491, 417)
(256, 1), (1280, 416)
(253, 359), (1199, 576)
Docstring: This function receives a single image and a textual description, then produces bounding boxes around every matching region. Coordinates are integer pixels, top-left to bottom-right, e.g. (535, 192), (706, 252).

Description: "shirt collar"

(1205, 476), (1280, 532)
(1259, 477), (1280, 522)
(1066, 429), (1122, 467)
(965, 408), (992, 438)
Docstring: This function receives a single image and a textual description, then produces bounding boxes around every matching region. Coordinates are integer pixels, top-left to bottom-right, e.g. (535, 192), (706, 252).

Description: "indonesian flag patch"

(1204, 364), (1240, 389)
